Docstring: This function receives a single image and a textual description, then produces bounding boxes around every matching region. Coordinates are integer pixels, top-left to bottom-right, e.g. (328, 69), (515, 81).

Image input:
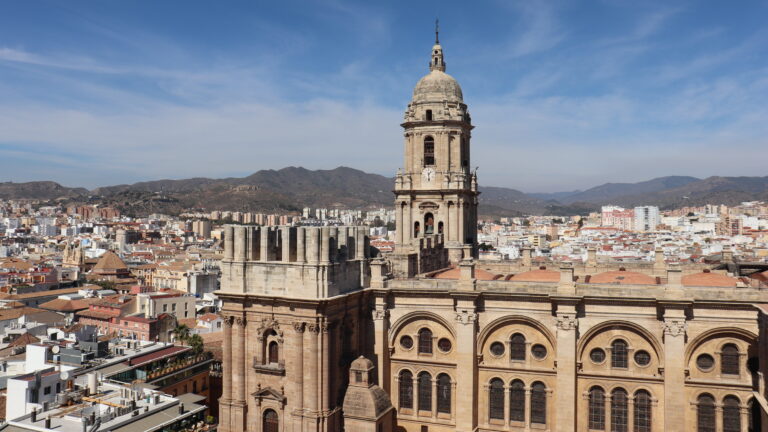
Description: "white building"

(634, 206), (660, 231)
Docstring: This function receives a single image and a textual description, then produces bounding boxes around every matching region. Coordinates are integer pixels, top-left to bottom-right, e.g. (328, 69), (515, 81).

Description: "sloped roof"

(589, 270), (657, 285)
(432, 267), (500, 281)
(39, 298), (97, 312)
(7, 332), (40, 348)
(511, 268), (560, 283)
(92, 251), (128, 273)
(682, 271), (738, 287)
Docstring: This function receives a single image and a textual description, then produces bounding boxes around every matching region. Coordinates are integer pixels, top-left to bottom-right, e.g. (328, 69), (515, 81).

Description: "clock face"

(422, 167), (435, 182)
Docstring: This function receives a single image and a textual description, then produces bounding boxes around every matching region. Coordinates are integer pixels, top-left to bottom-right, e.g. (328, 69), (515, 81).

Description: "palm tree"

(187, 334), (204, 354)
(173, 324), (191, 343)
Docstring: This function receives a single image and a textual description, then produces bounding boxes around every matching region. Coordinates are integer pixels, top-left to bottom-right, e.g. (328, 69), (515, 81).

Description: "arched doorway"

(263, 409), (278, 432)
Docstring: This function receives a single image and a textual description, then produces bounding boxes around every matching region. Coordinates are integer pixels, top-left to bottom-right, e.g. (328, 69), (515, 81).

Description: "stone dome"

(342, 385), (393, 419)
(412, 70), (463, 103)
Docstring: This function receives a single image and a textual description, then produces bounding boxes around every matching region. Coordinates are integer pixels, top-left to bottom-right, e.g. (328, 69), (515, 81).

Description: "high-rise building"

(634, 206), (660, 231)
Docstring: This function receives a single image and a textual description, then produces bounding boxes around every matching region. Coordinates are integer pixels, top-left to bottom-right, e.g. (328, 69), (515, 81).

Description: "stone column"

(663, 306), (687, 431)
(260, 228), (270, 262)
(454, 298), (478, 432)
(372, 304), (390, 391)
(234, 226), (247, 261)
(290, 322), (305, 431)
(320, 227), (331, 264)
(231, 317), (247, 431)
(554, 302), (579, 432)
(321, 323), (331, 412)
(220, 316), (233, 431)
(457, 201), (465, 244)
(304, 324), (320, 414)
(282, 227), (292, 262)
(296, 227), (306, 263)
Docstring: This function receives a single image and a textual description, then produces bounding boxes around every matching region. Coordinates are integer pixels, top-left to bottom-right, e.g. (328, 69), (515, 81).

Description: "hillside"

(3, 169), (766, 217)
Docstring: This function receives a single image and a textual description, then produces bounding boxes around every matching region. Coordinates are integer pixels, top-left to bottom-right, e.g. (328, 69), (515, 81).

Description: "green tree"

(173, 324), (191, 343)
(187, 334), (204, 354)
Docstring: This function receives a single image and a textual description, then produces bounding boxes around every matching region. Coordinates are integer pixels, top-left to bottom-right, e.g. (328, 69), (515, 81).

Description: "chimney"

(654, 248), (665, 269)
(45, 417), (51, 429)
(178, 403), (184, 415)
(522, 247), (532, 267)
(586, 248), (597, 267)
(666, 264), (682, 290)
(31, 408), (37, 423)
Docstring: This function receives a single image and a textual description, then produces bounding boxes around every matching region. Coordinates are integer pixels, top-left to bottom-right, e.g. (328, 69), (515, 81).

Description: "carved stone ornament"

(307, 323), (321, 334)
(293, 322), (305, 333)
(235, 316), (247, 327)
(663, 319), (686, 337)
(372, 307), (389, 321)
(224, 316), (235, 327)
(455, 309), (477, 325)
(556, 314), (578, 331)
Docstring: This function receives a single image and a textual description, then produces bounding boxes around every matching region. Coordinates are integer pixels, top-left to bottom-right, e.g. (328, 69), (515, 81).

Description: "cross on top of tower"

(435, 18), (439, 44)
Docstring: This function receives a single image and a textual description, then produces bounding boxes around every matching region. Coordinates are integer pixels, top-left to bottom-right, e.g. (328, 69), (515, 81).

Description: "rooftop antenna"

(435, 18), (440, 44)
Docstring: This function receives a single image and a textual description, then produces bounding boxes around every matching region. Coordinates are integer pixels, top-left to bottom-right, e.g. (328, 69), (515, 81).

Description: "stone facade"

(217, 36), (768, 432)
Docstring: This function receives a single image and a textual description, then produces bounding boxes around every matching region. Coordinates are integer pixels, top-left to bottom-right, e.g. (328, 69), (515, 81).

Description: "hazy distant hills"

(1, 169), (766, 217)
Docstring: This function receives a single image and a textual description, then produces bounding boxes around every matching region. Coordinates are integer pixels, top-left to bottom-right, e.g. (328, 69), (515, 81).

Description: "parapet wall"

(220, 225), (372, 299)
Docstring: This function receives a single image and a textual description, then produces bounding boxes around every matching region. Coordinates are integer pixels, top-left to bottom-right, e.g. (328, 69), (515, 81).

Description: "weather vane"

(435, 18), (440, 44)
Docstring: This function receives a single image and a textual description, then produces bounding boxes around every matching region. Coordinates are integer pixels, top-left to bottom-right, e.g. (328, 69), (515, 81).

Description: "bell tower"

(394, 27), (478, 265)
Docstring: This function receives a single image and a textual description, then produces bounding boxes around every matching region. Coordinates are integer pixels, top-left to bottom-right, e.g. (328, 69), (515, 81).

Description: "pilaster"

(454, 296), (478, 432)
(554, 300), (579, 432)
(663, 304), (688, 431)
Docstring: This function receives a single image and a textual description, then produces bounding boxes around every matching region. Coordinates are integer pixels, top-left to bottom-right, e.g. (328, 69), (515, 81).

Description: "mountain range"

(1, 167), (766, 217)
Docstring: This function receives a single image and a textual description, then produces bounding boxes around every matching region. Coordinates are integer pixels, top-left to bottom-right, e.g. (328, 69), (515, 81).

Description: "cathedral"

(217, 34), (768, 432)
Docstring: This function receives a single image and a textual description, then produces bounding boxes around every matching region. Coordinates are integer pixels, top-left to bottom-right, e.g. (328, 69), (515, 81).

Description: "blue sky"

(0, 0), (766, 192)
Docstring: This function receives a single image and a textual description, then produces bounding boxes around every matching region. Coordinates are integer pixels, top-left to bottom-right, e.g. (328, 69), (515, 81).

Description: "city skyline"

(1, 0), (767, 192)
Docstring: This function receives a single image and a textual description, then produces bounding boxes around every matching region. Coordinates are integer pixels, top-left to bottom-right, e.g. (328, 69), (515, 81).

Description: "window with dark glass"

(418, 328), (433, 354)
(414, 221), (420, 238)
(510, 333), (526, 361)
(590, 348), (606, 364)
(437, 338), (452, 353)
(531, 344), (547, 359)
(697, 354), (715, 371)
(611, 388), (628, 432)
(437, 374), (451, 414)
(426, 110), (433, 121)
(268, 341), (279, 364)
(697, 394), (716, 432)
(588, 387), (605, 430)
(530, 381), (546, 424)
(489, 378), (504, 420)
(612, 340), (628, 368)
(634, 390), (652, 432)
(263, 409), (279, 432)
(490, 342), (505, 356)
(721, 344), (740, 375)
(399, 370), (413, 409)
(400, 335), (413, 349)
(418, 372), (432, 411)
(634, 350), (651, 366)
(423, 136), (435, 166)
(509, 380), (525, 422)
(723, 396), (741, 432)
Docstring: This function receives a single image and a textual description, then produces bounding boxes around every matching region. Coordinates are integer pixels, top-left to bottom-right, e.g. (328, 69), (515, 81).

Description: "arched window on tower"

(589, 387), (606, 430)
(697, 394), (716, 432)
(489, 378), (504, 420)
(398, 370), (413, 409)
(438, 221), (444, 234)
(418, 372), (432, 411)
(437, 374), (451, 414)
(418, 328), (433, 354)
(263, 409), (279, 432)
(426, 110), (433, 121)
(721, 344), (740, 375)
(424, 213), (434, 235)
(612, 339), (628, 368)
(414, 221), (420, 238)
(424, 136), (435, 166)
(633, 390), (652, 432)
(510, 333), (526, 361)
(268, 341), (279, 364)
(530, 381), (546, 425)
(723, 396), (741, 432)
(509, 379), (525, 422)
(610, 388), (628, 432)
